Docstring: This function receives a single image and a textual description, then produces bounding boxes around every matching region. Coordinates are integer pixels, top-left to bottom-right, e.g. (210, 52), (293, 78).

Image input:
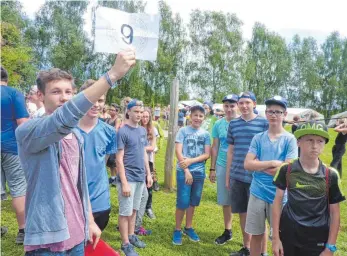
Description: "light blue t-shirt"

(248, 130), (298, 204)
(78, 120), (117, 213)
(175, 126), (211, 173)
(212, 118), (232, 167)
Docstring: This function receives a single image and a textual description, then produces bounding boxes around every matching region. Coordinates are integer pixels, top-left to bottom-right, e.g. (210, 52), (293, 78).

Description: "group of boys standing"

(1, 45), (345, 256)
(172, 91), (345, 256)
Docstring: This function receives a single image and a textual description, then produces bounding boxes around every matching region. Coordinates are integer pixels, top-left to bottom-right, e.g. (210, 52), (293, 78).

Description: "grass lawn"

(1, 128), (346, 255)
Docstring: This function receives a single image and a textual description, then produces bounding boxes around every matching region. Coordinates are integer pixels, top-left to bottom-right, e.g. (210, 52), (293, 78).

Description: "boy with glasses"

(244, 96), (298, 256)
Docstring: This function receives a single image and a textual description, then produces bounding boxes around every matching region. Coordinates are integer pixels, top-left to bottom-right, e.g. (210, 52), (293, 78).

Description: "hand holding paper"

(94, 7), (160, 61)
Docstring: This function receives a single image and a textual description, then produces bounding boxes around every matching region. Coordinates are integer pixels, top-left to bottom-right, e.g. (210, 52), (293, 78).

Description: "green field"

(1, 128), (346, 256)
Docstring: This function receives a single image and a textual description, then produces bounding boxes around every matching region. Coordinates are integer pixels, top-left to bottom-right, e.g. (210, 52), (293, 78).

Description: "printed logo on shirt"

(96, 146), (107, 156)
(295, 181), (312, 189)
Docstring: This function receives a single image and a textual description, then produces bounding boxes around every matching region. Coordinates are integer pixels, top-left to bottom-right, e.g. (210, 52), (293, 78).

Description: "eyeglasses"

(265, 110), (284, 116)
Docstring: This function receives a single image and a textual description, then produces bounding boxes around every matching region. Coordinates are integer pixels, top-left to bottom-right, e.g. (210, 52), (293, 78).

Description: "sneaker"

(135, 226), (152, 236)
(121, 243), (138, 256)
(153, 181), (160, 191)
(1, 226), (8, 237)
(1, 193), (7, 201)
(109, 177), (117, 186)
(172, 230), (182, 245)
(145, 208), (156, 219)
(15, 232), (25, 244)
(229, 247), (250, 256)
(215, 230), (232, 245)
(129, 234), (146, 248)
(183, 227), (200, 242)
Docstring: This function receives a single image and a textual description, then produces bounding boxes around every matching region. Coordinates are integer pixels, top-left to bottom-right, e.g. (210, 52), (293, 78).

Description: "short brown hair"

(1, 66), (8, 82)
(36, 68), (74, 94)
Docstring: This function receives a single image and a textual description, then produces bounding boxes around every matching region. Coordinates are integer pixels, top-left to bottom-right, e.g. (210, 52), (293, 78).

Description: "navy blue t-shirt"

(1, 86), (29, 154)
(117, 124), (148, 182)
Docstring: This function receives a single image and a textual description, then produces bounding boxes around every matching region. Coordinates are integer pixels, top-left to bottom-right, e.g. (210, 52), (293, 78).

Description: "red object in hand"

(85, 239), (120, 256)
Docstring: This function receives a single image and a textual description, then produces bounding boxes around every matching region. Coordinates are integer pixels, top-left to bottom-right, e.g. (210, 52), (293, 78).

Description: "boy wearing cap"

(172, 105), (211, 246)
(272, 121), (345, 256)
(244, 96), (298, 256)
(226, 91), (268, 256)
(116, 99), (153, 256)
(209, 94), (239, 245)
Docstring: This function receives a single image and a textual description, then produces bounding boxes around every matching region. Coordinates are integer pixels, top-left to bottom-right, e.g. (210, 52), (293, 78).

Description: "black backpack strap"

(286, 163), (291, 189)
(326, 166), (330, 210)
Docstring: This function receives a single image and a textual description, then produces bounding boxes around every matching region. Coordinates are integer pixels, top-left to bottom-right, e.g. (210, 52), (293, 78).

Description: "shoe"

(121, 243), (138, 256)
(109, 177), (117, 186)
(1, 193), (7, 201)
(1, 226), (8, 237)
(135, 226), (152, 236)
(145, 208), (156, 219)
(129, 234), (146, 248)
(15, 232), (25, 244)
(172, 230), (182, 245)
(215, 230), (232, 245)
(229, 247), (250, 256)
(153, 181), (160, 191)
(183, 227), (200, 242)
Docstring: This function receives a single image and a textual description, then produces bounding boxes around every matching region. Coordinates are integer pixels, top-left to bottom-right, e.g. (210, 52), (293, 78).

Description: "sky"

(21, 0), (347, 45)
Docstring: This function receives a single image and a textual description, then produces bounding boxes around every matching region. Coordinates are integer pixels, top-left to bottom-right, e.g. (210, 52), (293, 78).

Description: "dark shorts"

(176, 171), (205, 209)
(178, 121), (184, 127)
(279, 213), (328, 256)
(93, 208), (111, 231)
(106, 154), (116, 168)
(230, 178), (250, 214)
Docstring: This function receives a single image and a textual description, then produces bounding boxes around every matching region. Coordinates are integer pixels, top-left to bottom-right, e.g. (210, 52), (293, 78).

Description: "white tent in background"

(179, 100), (203, 108)
(328, 111), (347, 127)
(255, 105), (324, 122)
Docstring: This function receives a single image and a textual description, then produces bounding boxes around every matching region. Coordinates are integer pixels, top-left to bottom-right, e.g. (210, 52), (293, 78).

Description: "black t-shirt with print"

(273, 159), (345, 228)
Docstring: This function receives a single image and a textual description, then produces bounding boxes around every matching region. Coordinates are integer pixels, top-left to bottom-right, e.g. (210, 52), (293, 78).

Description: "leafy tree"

(243, 23), (291, 103)
(1, 1), (36, 91)
(188, 10), (244, 102)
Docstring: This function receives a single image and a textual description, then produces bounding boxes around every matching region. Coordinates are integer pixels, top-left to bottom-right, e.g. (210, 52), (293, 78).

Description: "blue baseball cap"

(265, 95), (288, 110)
(127, 99), (143, 109)
(203, 101), (214, 111)
(239, 91), (256, 102)
(222, 94), (239, 103)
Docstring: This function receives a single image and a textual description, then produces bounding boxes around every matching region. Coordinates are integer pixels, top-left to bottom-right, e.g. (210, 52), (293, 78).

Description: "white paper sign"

(94, 6), (160, 61)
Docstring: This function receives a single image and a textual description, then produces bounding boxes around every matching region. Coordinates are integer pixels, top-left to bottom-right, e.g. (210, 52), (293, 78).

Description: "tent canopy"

(179, 100), (202, 109)
(328, 111), (347, 127)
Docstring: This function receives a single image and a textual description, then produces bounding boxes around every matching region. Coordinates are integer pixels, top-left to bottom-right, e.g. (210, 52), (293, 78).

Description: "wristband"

(210, 168), (215, 171)
(104, 72), (119, 89)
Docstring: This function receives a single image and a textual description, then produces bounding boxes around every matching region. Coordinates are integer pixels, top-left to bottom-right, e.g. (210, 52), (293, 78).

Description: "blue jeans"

(176, 171), (205, 209)
(25, 242), (84, 256)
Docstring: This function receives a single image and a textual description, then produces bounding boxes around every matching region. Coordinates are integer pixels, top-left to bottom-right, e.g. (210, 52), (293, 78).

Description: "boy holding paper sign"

(16, 49), (135, 256)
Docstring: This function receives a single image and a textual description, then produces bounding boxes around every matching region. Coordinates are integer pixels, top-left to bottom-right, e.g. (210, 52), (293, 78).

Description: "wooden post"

(164, 78), (179, 191)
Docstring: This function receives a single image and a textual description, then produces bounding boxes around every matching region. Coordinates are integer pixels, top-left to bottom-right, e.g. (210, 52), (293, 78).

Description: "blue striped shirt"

(227, 116), (268, 183)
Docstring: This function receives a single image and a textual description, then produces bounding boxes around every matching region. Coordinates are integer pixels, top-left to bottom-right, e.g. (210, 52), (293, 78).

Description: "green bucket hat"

(294, 121), (330, 143)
